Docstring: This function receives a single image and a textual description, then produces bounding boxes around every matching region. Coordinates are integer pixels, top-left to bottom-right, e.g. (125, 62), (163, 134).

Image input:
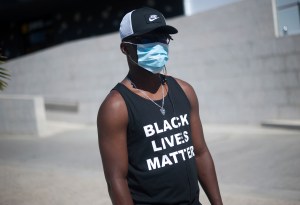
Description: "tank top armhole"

(112, 83), (132, 126)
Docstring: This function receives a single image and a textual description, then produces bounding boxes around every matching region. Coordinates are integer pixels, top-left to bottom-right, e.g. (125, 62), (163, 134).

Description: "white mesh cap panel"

(119, 10), (134, 40)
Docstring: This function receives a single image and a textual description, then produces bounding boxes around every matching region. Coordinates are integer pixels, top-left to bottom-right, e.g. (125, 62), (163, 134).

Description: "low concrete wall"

(0, 95), (46, 136)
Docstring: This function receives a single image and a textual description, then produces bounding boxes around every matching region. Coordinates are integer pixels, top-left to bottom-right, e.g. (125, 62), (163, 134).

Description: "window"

(273, 0), (300, 36)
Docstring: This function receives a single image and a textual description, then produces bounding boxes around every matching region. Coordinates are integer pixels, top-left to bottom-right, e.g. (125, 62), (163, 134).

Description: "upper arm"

(174, 78), (208, 156)
(97, 90), (129, 182)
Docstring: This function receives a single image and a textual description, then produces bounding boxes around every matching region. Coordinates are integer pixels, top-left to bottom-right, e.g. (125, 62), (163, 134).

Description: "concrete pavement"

(0, 122), (300, 205)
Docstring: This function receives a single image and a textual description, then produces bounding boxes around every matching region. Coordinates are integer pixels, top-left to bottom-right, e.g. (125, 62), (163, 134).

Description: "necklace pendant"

(160, 108), (166, 115)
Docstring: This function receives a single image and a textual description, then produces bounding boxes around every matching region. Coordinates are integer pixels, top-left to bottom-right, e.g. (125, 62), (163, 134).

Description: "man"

(97, 7), (223, 205)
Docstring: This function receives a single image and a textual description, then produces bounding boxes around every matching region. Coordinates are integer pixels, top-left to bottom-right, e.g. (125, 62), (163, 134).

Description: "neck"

(127, 68), (162, 94)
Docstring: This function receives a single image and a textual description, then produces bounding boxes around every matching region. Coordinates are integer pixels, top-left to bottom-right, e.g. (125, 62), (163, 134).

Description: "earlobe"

(120, 43), (128, 55)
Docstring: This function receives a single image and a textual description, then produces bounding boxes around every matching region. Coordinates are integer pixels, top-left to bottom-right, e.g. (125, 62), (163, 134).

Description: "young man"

(97, 7), (223, 205)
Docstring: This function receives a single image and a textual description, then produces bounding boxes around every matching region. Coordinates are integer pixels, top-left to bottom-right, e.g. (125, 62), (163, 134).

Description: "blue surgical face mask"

(124, 42), (169, 74)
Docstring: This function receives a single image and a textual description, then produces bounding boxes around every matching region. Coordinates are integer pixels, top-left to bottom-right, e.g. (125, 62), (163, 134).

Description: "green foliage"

(0, 54), (10, 91)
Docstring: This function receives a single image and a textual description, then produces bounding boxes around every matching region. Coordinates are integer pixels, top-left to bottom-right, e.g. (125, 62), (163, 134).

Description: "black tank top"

(113, 76), (200, 205)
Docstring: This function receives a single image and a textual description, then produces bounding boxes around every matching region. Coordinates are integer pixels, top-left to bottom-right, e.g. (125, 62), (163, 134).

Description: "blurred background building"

(0, 0), (300, 134)
(0, 0), (184, 59)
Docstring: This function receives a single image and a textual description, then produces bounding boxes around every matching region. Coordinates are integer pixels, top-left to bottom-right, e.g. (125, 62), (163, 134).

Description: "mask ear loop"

(122, 42), (140, 66)
(127, 54), (139, 66)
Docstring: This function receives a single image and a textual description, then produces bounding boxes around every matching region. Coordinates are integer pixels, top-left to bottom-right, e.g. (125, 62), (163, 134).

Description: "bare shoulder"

(98, 90), (126, 115)
(97, 89), (128, 127)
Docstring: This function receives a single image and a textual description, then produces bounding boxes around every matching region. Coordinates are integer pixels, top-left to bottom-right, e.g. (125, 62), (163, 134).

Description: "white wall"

(2, 0), (300, 124)
(184, 0), (242, 16)
(2, 33), (127, 123)
(169, 0), (300, 123)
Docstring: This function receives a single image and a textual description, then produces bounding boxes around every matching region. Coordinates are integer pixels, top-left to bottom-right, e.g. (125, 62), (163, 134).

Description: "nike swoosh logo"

(149, 15), (159, 22)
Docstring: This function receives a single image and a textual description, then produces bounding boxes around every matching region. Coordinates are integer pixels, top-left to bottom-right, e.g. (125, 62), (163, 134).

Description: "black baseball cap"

(120, 7), (178, 40)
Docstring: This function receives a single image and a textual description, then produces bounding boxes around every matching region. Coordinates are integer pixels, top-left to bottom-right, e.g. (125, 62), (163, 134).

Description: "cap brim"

(153, 25), (178, 34)
(130, 25), (178, 37)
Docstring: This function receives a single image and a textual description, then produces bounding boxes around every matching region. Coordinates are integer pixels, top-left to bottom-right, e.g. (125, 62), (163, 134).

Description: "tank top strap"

(112, 83), (136, 125)
(165, 75), (191, 110)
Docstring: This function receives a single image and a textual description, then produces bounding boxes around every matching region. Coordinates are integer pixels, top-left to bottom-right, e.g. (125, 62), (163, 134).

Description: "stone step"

(261, 120), (300, 130)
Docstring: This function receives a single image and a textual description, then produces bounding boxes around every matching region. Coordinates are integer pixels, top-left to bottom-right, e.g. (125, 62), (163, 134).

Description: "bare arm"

(97, 90), (134, 205)
(176, 78), (223, 205)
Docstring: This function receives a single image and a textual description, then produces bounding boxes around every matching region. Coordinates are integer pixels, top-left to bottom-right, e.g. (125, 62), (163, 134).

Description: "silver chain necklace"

(127, 78), (166, 116)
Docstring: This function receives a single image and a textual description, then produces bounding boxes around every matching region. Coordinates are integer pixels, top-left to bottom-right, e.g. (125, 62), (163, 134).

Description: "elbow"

(194, 145), (210, 159)
(105, 175), (128, 191)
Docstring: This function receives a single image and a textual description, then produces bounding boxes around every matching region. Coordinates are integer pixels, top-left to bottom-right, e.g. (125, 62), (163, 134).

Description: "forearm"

(196, 149), (223, 205)
(107, 178), (134, 205)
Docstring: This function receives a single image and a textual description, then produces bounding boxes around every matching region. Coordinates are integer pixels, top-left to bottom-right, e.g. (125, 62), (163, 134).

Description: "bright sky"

(184, 0), (242, 15)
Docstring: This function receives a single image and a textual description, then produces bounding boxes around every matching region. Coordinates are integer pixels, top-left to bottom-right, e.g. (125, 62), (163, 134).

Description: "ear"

(120, 42), (128, 55)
